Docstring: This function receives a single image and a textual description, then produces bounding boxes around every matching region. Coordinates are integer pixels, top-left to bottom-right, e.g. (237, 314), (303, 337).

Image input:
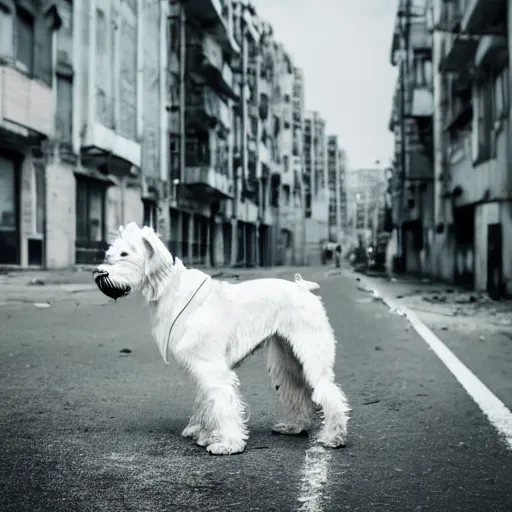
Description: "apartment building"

(0, 0), (339, 271)
(0, 0), (169, 268)
(167, 0), (238, 268)
(268, 43), (306, 266)
(0, 1), (62, 266)
(345, 168), (387, 249)
(389, 0), (511, 298)
(327, 135), (347, 244)
(303, 111), (329, 264)
(389, 0), (435, 275)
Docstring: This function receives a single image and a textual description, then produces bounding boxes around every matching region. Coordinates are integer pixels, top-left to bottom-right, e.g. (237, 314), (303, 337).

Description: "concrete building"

(0, 0), (169, 268)
(0, 0), (340, 271)
(0, 2), (62, 266)
(389, 0), (435, 276)
(345, 168), (388, 249)
(327, 135), (347, 244)
(271, 45), (306, 266)
(389, 0), (512, 298)
(303, 111), (329, 264)
(167, 0), (239, 268)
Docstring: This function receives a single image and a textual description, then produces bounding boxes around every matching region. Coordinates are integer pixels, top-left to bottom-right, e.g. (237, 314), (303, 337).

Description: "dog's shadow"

(121, 417), (312, 455)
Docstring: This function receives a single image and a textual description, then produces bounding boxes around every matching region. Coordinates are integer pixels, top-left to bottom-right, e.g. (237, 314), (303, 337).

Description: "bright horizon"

(254, 0), (399, 171)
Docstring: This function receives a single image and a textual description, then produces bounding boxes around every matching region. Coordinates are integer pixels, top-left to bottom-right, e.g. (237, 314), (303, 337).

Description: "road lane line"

(362, 279), (512, 451)
(297, 443), (332, 512)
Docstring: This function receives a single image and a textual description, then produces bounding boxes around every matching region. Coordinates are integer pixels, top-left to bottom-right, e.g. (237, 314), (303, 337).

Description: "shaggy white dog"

(93, 222), (350, 455)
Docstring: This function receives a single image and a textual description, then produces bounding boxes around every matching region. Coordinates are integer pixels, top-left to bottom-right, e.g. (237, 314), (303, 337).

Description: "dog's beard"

(94, 271), (132, 300)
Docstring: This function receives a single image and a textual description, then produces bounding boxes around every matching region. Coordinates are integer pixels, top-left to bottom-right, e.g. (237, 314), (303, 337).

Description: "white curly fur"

(93, 222), (351, 455)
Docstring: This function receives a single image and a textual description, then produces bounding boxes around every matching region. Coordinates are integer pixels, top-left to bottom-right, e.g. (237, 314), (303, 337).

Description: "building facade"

(389, 0), (512, 298)
(345, 167), (388, 250)
(0, 1), (62, 266)
(327, 135), (347, 244)
(0, 0), (343, 270)
(303, 111), (329, 264)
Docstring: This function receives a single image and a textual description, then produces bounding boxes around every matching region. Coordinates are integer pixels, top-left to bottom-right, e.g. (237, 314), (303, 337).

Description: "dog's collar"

(162, 276), (211, 364)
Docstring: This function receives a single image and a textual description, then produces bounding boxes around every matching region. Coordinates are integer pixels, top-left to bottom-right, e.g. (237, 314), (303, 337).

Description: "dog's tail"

(293, 273), (320, 292)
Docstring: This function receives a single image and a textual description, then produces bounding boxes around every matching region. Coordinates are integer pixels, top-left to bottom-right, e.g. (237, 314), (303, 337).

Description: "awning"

(461, 0), (506, 35)
(439, 35), (479, 73)
(474, 35), (508, 70)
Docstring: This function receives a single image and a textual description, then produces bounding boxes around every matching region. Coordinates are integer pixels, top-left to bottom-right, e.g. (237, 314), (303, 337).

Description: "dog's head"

(92, 222), (174, 301)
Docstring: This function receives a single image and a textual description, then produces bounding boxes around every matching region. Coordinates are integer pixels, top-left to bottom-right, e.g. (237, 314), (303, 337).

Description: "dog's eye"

(120, 252), (129, 257)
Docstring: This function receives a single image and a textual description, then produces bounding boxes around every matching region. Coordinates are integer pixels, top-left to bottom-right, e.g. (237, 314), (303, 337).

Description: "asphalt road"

(1, 268), (511, 512)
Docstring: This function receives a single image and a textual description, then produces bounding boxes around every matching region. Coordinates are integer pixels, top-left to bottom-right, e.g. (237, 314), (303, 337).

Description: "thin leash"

(163, 276), (210, 364)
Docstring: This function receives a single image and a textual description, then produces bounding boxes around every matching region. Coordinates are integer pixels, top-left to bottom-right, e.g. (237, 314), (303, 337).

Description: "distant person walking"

(334, 244), (342, 268)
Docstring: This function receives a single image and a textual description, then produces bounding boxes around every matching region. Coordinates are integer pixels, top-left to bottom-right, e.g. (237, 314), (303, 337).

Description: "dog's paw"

(316, 434), (347, 449)
(196, 431), (213, 447)
(181, 424), (201, 439)
(206, 439), (246, 455)
(271, 423), (308, 436)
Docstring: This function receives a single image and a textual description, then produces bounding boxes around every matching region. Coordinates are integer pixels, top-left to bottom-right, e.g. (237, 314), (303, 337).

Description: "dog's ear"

(141, 234), (155, 260)
(141, 226), (159, 260)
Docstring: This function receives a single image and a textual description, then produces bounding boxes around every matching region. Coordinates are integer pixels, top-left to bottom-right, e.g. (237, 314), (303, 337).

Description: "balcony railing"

(183, 166), (233, 198)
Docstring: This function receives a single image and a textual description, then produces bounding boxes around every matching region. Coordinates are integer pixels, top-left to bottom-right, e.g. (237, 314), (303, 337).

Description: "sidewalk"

(350, 269), (512, 333)
(0, 266), (304, 306)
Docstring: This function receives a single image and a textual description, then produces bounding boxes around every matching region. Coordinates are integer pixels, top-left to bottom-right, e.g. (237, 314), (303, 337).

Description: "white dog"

(93, 222), (350, 455)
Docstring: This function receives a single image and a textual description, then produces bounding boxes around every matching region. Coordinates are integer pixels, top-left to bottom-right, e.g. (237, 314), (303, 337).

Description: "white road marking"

(297, 443), (332, 512)
(362, 279), (512, 450)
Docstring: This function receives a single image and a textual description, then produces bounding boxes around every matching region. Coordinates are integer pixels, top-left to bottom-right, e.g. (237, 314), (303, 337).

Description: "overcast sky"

(255, 0), (399, 170)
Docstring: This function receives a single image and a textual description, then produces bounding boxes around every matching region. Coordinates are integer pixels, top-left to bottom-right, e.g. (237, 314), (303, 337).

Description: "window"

(143, 200), (158, 229)
(76, 179), (106, 243)
(0, 5), (14, 61)
(493, 67), (509, 121)
(96, 9), (106, 54)
(283, 155), (289, 172)
(473, 77), (494, 164)
(0, 154), (19, 264)
(0, 3), (56, 84)
(56, 75), (73, 143)
(31, 164), (44, 236)
(15, 7), (34, 73)
(282, 185), (290, 206)
(56, 0), (73, 64)
(0, 154), (16, 232)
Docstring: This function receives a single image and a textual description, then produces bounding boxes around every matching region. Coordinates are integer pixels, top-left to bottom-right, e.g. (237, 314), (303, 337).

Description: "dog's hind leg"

(186, 360), (248, 455)
(281, 329), (350, 448)
(267, 336), (317, 436)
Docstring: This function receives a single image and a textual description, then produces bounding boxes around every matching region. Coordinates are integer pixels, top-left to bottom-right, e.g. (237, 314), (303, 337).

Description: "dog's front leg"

(187, 361), (248, 455)
(181, 388), (206, 441)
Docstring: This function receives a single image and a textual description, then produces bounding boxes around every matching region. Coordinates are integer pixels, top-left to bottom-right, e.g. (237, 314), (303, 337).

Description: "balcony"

(438, 33), (479, 73)
(409, 87), (434, 118)
(187, 85), (231, 131)
(188, 35), (239, 102)
(409, 22), (432, 52)
(0, 66), (53, 138)
(474, 35), (508, 70)
(183, 166), (232, 199)
(184, 0), (239, 55)
(81, 122), (142, 170)
(461, 0), (507, 35)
